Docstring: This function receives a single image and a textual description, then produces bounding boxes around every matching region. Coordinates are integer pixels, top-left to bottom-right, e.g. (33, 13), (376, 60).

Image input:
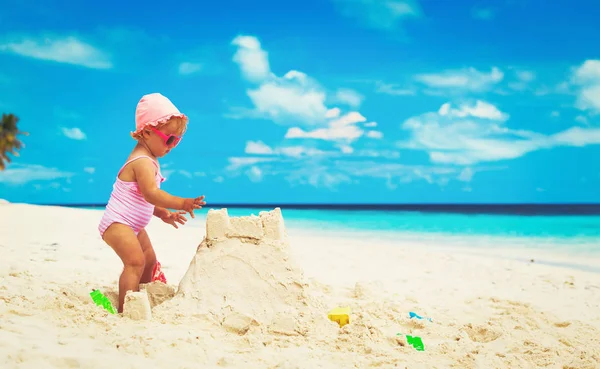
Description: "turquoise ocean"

(77, 205), (600, 256)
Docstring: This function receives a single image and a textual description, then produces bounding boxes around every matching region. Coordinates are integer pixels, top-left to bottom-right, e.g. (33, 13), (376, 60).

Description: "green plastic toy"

(90, 289), (116, 314)
(406, 335), (424, 351)
(397, 333), (425, 351)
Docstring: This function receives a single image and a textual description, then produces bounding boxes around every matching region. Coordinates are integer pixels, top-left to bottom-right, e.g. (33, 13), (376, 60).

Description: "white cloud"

(231, 35), (270, 83)
(0, 164), (74, 185)
(575, 115), (589, 125)
(339, 145), (354, 154)
(414, 67), (504, 93)
(246, 166), (263, 182)
(578, 86), (600, 113)
(178, 170), (192, 178)
(178, 62), (202, 75)
(516, 70), (536, 82)
(532, 80), (574, 97)
(33, 182), (62, 191)
(242, 141), (400, 162)
(375, 81), (416, 96)
(325, 107), (341, 118)
(357, 149), (400, 158)
(231, 35), (372, 128)
(246, 71), (328, 124)
(226, 146), (452, 190)
(278, 146), (328, 158)
(286, 160), (463, 189)
(508, 70), (536, 92)
(400, 100), (600, 165)
(245, 140), (274, 155)
(161, 169), (195, 180)
(226, 157), (276, 171)
(551, 126), (600, 147)
(334, 88), (364, 107)
(61, 127), (86, 140)
(570, 59), (600, 114)
(285, 111), (366, 142)
(337, 162), (457, 185)
(572, 60), (600, 82)
(244, 140), (328, 158)
(0, 35), (112, 69)
(331, 0), (422, 31)
(285, 164), (353, 189)
(213, 176), (224, 183)
(83, 167), (95, 174)
(438, 100), (509, 121)
(458, 167), (474, 182)
(366, 130), (383, 139)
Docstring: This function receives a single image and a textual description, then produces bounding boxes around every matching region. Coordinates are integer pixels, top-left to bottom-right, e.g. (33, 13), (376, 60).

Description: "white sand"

(1, 203), (600, 368)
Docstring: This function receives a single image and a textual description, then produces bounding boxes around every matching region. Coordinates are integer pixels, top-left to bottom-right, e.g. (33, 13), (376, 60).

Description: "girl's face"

(142, 118), (187, 157)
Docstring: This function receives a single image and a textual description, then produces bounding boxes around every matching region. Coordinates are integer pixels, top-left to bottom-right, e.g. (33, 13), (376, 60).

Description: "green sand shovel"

(397, 333), (425, 351)
(406, 335), (424, 351)
(90, 289), (116, 314)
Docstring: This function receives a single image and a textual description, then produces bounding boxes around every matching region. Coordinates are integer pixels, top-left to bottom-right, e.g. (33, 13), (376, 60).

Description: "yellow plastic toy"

(328, 306), (351, 327)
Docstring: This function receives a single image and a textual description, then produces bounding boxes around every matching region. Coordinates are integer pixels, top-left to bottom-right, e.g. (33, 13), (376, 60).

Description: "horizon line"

(31, 202), (600, 215)
(34, 202), (600, 206)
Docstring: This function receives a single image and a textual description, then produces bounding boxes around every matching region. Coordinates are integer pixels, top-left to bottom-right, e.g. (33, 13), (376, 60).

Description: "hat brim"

(132, 113), (188, 136)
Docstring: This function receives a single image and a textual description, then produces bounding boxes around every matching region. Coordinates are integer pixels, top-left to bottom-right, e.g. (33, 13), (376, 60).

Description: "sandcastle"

(165, 208), (329, 336)
(201, 207), (288, 244)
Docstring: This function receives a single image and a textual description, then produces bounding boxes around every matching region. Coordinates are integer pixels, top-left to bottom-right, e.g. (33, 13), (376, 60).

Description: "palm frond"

(0, 113), (28, 171)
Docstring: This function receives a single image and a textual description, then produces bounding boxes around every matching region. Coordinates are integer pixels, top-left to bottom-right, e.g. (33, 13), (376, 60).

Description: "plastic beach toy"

(396, 333), (425, 351)
(90, 289), (116, 314)
(328, 306), (351, 327)
(152, 261), (167, 284)
(409, 311), (432, 322)
(406, 335), (425, 351)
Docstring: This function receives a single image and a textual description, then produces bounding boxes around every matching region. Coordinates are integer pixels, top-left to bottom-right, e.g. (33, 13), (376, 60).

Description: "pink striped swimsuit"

(98, 156), (165, 238)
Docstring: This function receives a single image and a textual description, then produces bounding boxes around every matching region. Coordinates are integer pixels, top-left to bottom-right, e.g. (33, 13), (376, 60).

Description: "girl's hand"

(161, 210), (188, 229)
(182, 196), (206, 218)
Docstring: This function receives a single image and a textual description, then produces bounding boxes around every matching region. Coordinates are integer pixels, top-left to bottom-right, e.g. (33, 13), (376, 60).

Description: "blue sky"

(1, 0), (600, 204)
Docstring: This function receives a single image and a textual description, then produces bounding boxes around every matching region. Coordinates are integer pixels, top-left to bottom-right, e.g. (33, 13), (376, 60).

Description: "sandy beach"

(1, 203), (600, 368)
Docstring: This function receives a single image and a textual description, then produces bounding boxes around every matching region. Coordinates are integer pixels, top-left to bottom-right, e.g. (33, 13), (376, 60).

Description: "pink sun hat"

(132, 93), (188, 136)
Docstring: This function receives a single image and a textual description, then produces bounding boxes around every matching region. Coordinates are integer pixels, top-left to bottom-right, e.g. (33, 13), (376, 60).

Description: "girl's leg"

(102, 223), (146, 313)
(136, 228), (157, 284)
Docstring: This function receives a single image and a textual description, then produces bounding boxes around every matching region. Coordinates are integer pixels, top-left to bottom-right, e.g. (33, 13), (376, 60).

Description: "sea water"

(225, 208), (600, 254)
(77, 205), (600, 255)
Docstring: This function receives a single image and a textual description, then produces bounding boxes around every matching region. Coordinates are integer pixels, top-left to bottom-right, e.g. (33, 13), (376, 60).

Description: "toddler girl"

(98, 92), (206, 313)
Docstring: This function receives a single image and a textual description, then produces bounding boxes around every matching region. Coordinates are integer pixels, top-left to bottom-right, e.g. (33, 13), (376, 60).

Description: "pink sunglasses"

(149, 126), (182, 148)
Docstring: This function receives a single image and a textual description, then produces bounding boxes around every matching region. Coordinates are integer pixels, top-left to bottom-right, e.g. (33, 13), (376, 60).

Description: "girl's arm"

(133, 159), (185, 209)
(153, 206), (170, 218)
